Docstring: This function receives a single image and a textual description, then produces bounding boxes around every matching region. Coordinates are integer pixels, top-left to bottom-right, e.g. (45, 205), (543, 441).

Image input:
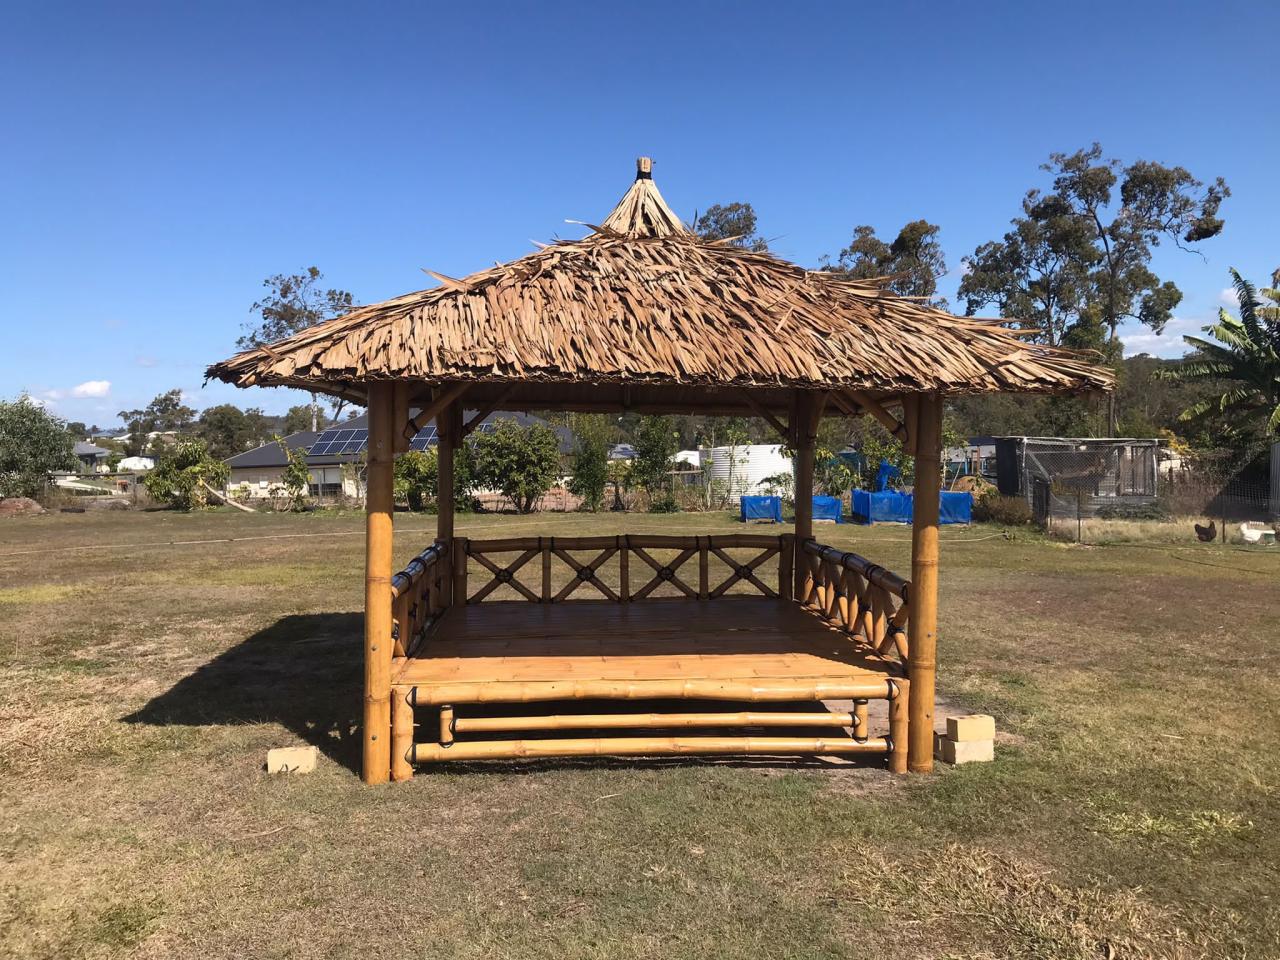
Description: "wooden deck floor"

(395, 598), (902, 705)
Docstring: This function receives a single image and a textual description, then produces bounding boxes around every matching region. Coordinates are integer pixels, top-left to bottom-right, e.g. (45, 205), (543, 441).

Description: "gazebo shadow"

(124, 612), (365, 774)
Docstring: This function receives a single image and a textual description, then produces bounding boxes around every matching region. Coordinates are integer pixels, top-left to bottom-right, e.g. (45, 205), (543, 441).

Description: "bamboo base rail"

(412, 735), (890, 763)
(451, 710), (864, 735)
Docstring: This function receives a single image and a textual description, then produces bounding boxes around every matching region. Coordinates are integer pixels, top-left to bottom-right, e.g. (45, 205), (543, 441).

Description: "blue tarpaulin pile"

(850, 490), (972, 525)
(740, 495), (783, 523)
(811, 495), (843, 523)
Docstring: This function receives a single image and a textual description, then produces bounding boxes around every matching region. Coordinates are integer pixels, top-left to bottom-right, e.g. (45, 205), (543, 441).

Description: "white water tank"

(707, 444), (793, 502)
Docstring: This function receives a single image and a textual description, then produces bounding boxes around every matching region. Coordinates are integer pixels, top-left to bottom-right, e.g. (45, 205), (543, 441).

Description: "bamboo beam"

(908, 393), (943, 773)
(406, 676), (896, 706)
(437, 401), (462, 547)
(793, 391), (817, 598)
(738, 389), (790, 443)
(362, 382), (396, 785)
(404, 382), (469, 443)
(451, 710), (858, 733)
(413, 735), (890, 763)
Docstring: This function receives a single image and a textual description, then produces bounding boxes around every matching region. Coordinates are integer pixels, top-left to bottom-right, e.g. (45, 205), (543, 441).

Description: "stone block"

(935, 737), (994, 765)
(266, 745), (318, 774)
(946, 714), (996, 742)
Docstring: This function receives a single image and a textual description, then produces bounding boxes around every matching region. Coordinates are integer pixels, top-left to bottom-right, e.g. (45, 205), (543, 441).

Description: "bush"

(472, 420), (561, 513)
(393, 445), (477, 512)
(1096, 501), (1170, 521)
(973, 490), (1033, 525)
(648, 492), (680, 513)
(143, 439), (229, 509)
(0, 395), (75, 498)
(566, 415), (611, 512)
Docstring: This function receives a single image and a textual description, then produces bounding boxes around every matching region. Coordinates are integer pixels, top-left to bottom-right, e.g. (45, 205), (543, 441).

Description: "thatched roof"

(208, 158), (1112, 410)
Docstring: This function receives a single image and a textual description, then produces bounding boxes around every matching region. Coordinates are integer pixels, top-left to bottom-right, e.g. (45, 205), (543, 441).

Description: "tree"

(959, 195), (1097, 347)
(117, 389), (195, 457)
(566, 414), (613, 511)
(472, 420), (561, 514)
(278, 439), (312, 510)
(144, 439), (229, 509)
(395, 449), (436, 512)
(197, 404), (271, 459)
(240, 267), (356, 431)
(0, 395), (76, 498)
(828, 221), (947, 304)
(282, 404), (316, 436)
(1161, 268), (1280, 445)
(695, 203), (767, 251)
(630, 416), (678, 497)
(65, 420), (88, 440)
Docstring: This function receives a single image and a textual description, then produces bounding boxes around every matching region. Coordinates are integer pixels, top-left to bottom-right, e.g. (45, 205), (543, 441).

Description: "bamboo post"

(541, 537), (551, 602)
(454, 537), (469, 606)
(436, 396), (458, 608)
(698, 537), (709, 600)
(889, 677), (910, 774)
(907, 393), (943, 773)
(852, 699), (869, 741)
(362, 382), (396, 785)
(390, 687), (414, 782)
(778, 533), (794, 601)
(793, 391), (816, 599)
(619, 536), (629, 601)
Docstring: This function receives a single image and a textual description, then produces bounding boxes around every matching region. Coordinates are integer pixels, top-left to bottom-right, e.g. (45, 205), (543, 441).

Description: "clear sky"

(3, 1), (1277, 427)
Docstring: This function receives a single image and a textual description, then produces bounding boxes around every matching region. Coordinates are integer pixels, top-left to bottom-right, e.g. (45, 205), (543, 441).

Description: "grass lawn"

(1, 508), (1277, 959)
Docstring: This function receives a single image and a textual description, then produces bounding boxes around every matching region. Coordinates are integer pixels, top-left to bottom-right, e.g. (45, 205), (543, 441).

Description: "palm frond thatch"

(207, 160), (1114, 402)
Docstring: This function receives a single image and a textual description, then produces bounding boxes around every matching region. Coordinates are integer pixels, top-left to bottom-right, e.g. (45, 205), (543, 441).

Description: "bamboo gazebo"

(208, 158), (1111, 784)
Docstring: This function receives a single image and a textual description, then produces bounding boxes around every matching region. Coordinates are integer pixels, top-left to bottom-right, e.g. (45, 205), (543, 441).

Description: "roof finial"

(636, 156), (653, 180)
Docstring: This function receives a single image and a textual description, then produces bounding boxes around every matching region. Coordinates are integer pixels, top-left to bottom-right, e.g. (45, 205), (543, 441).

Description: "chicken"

(1194, 520), (1216, 543)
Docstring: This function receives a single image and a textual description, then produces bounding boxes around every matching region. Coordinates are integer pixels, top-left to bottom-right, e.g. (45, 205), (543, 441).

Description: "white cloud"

(135, 355), (158, 368)
(1120, 316), (1204, 359)
(1218, 287), (1239, 308)
(71, 380), (111, 398)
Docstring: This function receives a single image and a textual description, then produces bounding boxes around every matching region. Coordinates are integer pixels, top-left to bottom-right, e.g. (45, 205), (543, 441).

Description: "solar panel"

(307, 420), (453, 457)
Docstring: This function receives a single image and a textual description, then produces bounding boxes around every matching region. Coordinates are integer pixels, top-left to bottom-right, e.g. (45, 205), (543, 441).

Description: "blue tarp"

(811, 495), (843, 523)
(851, 489), (913, 524)
(940, 491), (973, 524)
(874, 459), (901, 492)
(850, 490), (973, 525)
(740, 495), (783, 523)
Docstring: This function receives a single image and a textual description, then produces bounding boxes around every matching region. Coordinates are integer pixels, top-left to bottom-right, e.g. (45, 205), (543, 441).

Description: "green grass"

(0, 508), (1278, 958)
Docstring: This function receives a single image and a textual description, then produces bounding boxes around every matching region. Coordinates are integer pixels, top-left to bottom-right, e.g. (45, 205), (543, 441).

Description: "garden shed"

(208, 157), (1112, 783)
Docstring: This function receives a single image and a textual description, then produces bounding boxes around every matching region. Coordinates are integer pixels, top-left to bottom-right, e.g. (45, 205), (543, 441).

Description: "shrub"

(0, 394), (76, 498)
(566, 415), (611, 512)
(648, 492), (680, 513)
(472, 420), (561, 513)
(393, 445), (477, 512)
(143, 439), (229, 509)
(973, 490), (1033, 525)
(278, 440), (311, 511)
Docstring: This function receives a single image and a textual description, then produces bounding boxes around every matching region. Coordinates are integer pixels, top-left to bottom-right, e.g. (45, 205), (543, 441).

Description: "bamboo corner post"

(888, 677), (910, 774)
(778, 533), (794, 601)
(792, 391), (817, 599)
(363, 382), (396, 785)
(907, 393), (943, 773)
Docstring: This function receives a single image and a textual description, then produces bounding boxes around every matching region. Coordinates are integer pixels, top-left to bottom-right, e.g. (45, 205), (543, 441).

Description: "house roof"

(224, 411), (572, 469)
(206, 158), (1113, 412)
(74, 441), (111, 458)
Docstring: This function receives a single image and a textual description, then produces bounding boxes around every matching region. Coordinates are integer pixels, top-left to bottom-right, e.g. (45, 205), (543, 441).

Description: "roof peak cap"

(599, 155), (687, 238)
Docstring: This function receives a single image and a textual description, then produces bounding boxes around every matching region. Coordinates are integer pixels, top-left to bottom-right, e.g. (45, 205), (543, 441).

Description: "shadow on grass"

(123, 612), (364, 774)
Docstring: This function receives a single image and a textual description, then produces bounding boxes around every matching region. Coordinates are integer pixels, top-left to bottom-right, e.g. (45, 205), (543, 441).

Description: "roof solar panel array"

(307, 420), (494, 457)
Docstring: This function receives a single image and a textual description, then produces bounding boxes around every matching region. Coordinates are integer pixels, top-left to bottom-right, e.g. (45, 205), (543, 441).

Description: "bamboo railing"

(390, 541), (450, 658)
(798, 539), (912, 665)
(453, 534), (793, 605)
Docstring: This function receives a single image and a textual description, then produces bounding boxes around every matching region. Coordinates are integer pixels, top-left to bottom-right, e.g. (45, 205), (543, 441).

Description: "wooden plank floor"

(395, 598), (898, 689)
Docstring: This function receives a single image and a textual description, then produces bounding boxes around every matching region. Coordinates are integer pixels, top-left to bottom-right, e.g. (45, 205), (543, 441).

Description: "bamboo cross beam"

(737, 389), (791, 443)
(459, 387), (515, 439)
(403, 382), (469, 442)
(843, 390), (909, 445)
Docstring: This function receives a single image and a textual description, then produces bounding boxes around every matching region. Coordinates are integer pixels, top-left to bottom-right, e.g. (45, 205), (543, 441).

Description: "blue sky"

(3, 1), (1277, 427)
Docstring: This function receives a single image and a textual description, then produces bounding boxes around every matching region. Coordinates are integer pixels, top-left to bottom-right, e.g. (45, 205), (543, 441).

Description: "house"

(73, 441), (111, 472)
(117, 456), (155, 472)
(224, 410), (571, 500)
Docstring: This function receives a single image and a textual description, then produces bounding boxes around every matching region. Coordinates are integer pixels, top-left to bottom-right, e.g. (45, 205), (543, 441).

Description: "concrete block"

(266, 745), (318, 774)
(946, 714), (996, 742)
(935, 737), (994, 765)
